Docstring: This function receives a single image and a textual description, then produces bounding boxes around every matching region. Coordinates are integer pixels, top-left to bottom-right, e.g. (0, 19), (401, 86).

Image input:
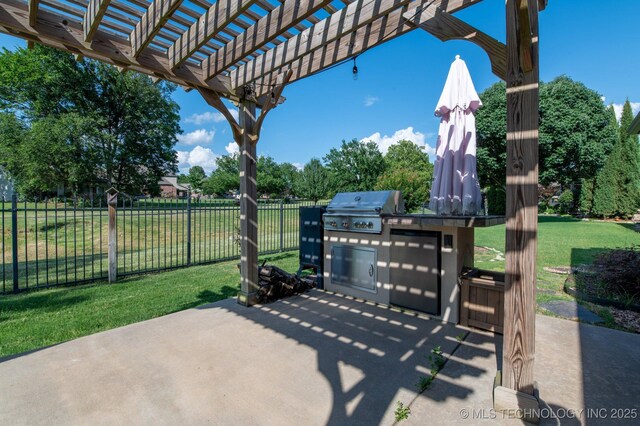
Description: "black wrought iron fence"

(1, 194), (326, 294)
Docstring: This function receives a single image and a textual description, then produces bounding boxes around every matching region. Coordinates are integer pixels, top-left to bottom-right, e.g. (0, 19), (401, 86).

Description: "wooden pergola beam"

(130, 0), (184, 58)
(168, 0), (256, 69)
(231, 0), (413, 88)
(202, 0), (333, 81)
(404, 5), (507, 81)
(0, 0), (236, 99)
(250, 0), (480, 94)
(84, 0), (112, 43)
(28, 0), (39, 27)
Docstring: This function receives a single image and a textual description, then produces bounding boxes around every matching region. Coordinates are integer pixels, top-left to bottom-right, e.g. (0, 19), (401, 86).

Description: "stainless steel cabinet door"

(330, 245), (377, 292)
(389, 230), (440, 315)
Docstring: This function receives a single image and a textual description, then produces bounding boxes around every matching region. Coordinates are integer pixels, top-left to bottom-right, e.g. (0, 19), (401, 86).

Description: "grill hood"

(326, 191), (405, 215)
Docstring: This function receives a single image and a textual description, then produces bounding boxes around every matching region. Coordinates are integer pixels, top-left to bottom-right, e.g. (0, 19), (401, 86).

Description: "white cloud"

(176, 146), (218, 173)
(364, 95), (380, 107)
(184, 108), (239, 125)
(225, 142), (239, 155)
(361, 126), (436, 158)
(611, 101), (640, 122)
(177, 129), (215, 146)
(292, 162), (304, 170)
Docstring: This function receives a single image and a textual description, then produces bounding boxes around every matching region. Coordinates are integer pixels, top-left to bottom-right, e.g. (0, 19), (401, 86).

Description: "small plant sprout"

(455, 333), (466, 342)
(428, 345), (446, 376)
(415, 376), (432, 393)
(394, 401), (411, 422)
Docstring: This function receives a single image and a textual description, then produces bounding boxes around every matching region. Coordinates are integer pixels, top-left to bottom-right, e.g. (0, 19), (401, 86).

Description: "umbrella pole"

(494, 0), (541, 422)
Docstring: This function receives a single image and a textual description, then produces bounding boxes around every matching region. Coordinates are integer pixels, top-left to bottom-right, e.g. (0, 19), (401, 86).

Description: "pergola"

(0, 0), (546, 419)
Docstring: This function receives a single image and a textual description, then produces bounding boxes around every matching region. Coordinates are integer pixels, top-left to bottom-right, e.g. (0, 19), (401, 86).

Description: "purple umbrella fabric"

(429, 55), (483, 216)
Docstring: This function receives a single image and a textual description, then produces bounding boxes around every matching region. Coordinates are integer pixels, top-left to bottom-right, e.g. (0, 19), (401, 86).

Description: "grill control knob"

(342, 221), (349, 229)
(367, 222), (374, 229)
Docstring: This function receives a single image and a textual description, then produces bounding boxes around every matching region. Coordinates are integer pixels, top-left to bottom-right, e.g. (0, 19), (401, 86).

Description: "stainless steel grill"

(323, 191), (404, 234)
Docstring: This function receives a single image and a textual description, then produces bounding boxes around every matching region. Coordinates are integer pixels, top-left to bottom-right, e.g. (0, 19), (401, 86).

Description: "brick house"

(158, 176), (190, 198)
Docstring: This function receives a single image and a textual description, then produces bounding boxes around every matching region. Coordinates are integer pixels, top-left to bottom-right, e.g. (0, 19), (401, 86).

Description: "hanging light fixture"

(270, 87), (276, 104)
(352, 56), (358, 81)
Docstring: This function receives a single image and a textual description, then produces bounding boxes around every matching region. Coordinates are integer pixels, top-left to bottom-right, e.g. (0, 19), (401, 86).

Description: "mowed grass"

(0, 251), (299, 358)
(1, 216), (638, 358)
(2, 202), (307, 291)
(474, 216), (639, 302)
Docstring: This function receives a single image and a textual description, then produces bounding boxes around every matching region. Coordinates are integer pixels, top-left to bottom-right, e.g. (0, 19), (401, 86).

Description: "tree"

(278, 163), (301, 198)
(203, 154), (238, 196)
(257, 155), (285, 197)
(0, 45), (181, 196)
(615, 100), (640, 216)
(375, 140), (434, 212)
(187, 166), (206, 191)
(324, 139), (384, 194)
(375, 169), (429, 212)
(475, 77), (618, 213)
(296, 159), (329, 204)
(593, 100), (640, 218)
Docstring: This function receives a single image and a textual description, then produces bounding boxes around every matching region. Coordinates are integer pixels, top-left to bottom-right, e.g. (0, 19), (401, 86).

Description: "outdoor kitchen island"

(322, 191), (504, 325)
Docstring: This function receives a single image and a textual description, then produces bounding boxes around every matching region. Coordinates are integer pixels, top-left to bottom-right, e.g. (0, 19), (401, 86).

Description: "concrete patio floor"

(1, 290), (639, 425)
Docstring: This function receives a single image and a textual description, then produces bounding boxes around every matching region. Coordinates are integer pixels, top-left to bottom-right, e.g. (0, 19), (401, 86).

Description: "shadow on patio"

(201, 291), (494, 424)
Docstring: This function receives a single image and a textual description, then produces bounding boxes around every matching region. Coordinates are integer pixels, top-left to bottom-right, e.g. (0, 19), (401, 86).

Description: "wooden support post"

(198, 72), (291, 307)
(106, 187), (118, 283)
(237, 100), (259, 306)
(494, 0), (540, 422)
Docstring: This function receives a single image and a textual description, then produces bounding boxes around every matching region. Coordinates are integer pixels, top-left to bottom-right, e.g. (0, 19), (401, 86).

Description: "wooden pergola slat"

(130, 0), (184, 58)
(168, 0), (257, 69)
(84, 0), (112, 42)
(230, 0), (415, 88)
(28, 0), (39, 27)
(202, 0), (333, 80)
(249, 0), (481, 94)
(0, 0), (234, 97)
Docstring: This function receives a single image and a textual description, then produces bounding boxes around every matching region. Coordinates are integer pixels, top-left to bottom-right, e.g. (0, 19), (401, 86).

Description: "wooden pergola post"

(237, 99), (259, 306)
(198, 71), (292, 306)
(494, 0), (541, 421)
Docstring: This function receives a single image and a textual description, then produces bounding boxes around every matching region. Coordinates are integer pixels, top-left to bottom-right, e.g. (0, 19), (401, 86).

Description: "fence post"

(11, 194), (19, 293)
(279, 200), (284, 252)
(186, 195), (192, 265)
(106, 187), (118, 283)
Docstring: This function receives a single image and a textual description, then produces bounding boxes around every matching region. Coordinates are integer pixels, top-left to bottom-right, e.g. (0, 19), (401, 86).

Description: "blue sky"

(1, 0), (639, 174)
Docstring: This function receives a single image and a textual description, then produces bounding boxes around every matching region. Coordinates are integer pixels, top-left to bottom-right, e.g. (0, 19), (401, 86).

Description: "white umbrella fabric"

(429, 55), (483, 216)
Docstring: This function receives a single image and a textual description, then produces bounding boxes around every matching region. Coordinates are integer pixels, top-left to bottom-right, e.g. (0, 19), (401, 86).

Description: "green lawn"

(1, 216), (638, 359)
(2, 202), (307, 291)
(475, 215), (639, 303)
(0, 251), (299, 358)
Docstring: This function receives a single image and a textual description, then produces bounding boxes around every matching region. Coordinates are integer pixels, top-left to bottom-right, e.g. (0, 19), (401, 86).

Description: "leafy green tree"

(278, 163), (301, 198)
(557, 189), (574, 214)
(593, 101), (640, 217)
(203, 154), (239, 196)
(375, 169), (429, 212)
(615, 100), (640, 216)
(0, 45), (181, 196)
(296, 158), (329, 204)
(375, 140), (433, 212)
(324, 139), (384, 194)
(187, 166), (206, 191)
(475, 77), (617, 213)
(257, 155), (284, 197)
(475, 81), (507, 190)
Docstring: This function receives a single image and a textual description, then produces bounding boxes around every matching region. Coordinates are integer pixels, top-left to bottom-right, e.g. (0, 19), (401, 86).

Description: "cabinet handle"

(369, 264), (374, 277)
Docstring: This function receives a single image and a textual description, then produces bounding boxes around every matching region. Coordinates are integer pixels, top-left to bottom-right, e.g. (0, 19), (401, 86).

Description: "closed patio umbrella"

(429, 55), (483, 215)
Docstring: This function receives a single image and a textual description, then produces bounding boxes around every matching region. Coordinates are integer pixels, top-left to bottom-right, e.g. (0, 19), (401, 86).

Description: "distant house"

(0, 166), (15, 200)
(630, 111), (640, 135)
(158, 176), (190, 198)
